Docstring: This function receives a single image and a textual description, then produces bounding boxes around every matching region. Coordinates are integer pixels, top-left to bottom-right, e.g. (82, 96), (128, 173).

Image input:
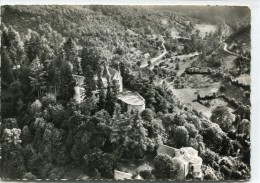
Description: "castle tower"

(102, 62), (111, 80)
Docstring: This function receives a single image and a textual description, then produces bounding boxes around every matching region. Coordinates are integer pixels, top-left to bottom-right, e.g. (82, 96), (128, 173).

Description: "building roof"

(134, 174), (143, 180)
(114, 170), (132, 180)
(73, 74), (85, 86)
(117, 90), (145, 106)
(157, 144), (177, 157)
(172, 156), (190, 168)
(108, 67), (118, 78)
(180, 147), (198, 157)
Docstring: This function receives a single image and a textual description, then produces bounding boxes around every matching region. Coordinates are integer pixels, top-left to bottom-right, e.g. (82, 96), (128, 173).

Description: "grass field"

(235, 74), (251, 86)
(194, 23), (217, 38)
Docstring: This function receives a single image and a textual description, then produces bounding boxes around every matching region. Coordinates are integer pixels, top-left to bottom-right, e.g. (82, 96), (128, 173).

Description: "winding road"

(140, 37), (167, 68)
(222, 43), (250, 60)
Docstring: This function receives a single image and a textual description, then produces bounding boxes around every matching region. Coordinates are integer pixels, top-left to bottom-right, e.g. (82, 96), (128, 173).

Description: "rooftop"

(157, 144), (177, 157)
(117, 90), (145, 106)
(73, 74), (85, 86)
(114, 170), (132, 180)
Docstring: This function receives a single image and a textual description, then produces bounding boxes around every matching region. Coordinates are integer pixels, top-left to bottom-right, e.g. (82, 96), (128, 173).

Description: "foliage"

(0, 5), (251, 180)
(86, 149), (116, 178)
(153, 154), (175, 179)
(210, 106), (233, 133)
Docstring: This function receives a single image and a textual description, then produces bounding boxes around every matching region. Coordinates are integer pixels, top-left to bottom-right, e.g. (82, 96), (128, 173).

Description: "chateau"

(73, 63), (145, 112)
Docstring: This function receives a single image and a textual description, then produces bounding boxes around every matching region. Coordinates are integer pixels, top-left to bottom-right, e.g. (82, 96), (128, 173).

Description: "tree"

(86, 149), (116, 179)
(145, 84), (156, 108)
(1, 119), (26, 178)
(200, 148), (219, 166)
(141, 108), (154, 122)
(168, 126), (189, 148)
(175, 63), (180, 70)
(220, 135), (233, 155)
(1, 48), (15, 88)
(24, 30), (43, 63)
(144, 25), (154, 35)
(81, 46), (105, 75)
(47, 53), (61, 95)
(84, 65), (96, 98)
(1, 25), (24, 65)
(153, 154), (175, 179)
(105, 77), (116, 115)
(136, 61), (141, 67)
(110, 112), (151, 159)
(184, 122), (198, 138)
(21, 125), (32, 145)
(210, 106), (233, 133)
(29, 56), (48, 97)
(201, 124), (224, 152)
(59, 62), (76, 103)
(63, 38), (82, 74)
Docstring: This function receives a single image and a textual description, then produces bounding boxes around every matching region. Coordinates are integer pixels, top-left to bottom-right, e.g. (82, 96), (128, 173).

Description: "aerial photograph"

(0, 5), (251, 181)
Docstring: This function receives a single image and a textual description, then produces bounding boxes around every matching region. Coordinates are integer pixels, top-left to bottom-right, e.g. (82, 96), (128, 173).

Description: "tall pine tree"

(1, 48), (15, 88)
(105, 77), (116, 115)
(59, 61), (76, 103)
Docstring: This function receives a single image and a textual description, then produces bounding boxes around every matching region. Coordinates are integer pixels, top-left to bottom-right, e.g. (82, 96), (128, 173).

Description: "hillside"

(1, 5), (251, 181)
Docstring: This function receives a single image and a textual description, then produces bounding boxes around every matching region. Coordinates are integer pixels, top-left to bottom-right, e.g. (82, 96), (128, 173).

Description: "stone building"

(73, 63), (123, 103)
(73, 63), (145, 113)
(117, 91), (145, 113)
(157, 145), (203, 180)
(73, 74), (85, 103)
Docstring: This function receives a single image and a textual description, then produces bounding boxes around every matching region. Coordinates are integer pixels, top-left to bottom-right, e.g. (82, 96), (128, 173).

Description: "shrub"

(220, 165), (232, 179)
(219, 85), (226, 92)
(201, 148), (219, 166)
(153, 154), (175, 179)
(140, 170), (154, 180)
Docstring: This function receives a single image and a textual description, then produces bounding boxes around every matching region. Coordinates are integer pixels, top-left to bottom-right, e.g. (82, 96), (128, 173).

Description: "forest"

(0, 5), (250, 180)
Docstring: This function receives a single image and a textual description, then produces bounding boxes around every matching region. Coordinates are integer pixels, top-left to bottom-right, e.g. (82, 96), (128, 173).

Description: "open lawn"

(235, 74), (251, 86)
(166, 75), (221, 118)
(154, 52), (199, 75)
(171, 87), (212, 118)
(221, 53), (237, 69)
(221, 80), (250, 106)
(194, 23), (217, 38)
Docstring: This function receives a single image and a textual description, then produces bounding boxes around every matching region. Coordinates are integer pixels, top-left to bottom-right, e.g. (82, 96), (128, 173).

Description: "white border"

(1, 1), (260, 183)
(0, 0), (255, 6)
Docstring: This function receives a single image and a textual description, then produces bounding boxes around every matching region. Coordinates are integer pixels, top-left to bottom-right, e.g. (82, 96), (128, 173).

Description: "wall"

(127, 103), (145, 113)
(74, 86), (85, 103)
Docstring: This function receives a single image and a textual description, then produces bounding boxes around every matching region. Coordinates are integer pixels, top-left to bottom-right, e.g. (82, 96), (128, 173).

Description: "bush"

(87, 149), (116, 179)
(140, 170), (154, 180)
(23, 172), (37, 180)
(244, 91), (250, 98)
(219, 85), (226, 92)
(141, 108), (154, 122)
(220, 165), (232, 179)
(201, 148), (219, 166)
(184, 123), (198, 138)
(153, 154), (175, 179)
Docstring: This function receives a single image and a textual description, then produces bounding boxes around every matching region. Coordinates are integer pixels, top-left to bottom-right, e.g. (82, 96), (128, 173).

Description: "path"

(222, 43), (249, 60)
(140, 37), (167, 68)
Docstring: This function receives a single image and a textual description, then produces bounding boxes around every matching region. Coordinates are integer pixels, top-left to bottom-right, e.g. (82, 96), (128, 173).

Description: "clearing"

(235, 74), (251, 86)
(194, 23), (217, 38)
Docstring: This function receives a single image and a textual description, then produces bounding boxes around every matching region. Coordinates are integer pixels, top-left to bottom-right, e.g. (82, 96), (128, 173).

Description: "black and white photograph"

(0, 1), (258, 181)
